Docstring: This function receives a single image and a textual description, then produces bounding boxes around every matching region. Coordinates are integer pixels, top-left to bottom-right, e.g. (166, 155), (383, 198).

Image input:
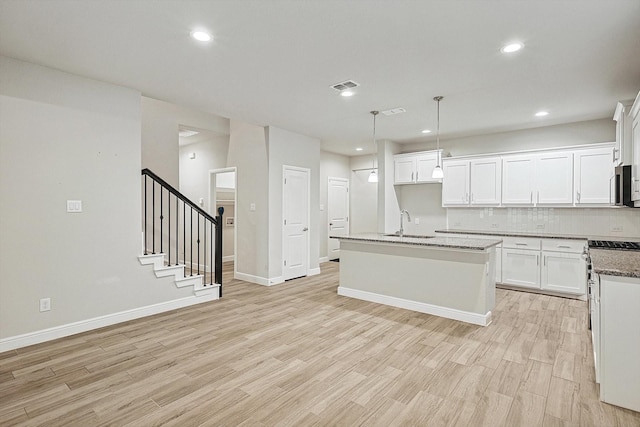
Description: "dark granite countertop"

(590, 249), (640, 278)
(331, 233), (501, 251)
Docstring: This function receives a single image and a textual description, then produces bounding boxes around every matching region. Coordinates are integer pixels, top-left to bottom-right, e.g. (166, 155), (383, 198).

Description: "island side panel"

(337, 240), (495, 325)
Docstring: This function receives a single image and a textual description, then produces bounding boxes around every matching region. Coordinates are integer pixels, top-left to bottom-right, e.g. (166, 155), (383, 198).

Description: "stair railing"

(141, 168), (223, 296)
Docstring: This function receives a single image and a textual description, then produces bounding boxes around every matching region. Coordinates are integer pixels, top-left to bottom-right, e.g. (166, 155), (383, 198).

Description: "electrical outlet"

(454, 222), (462, 227)
(611, 226), (623, 232)
(39, 298), (51, 312)
(536, 224), (545, 229)
(414, 217), (420, 225)
(491, 223), (498, 228)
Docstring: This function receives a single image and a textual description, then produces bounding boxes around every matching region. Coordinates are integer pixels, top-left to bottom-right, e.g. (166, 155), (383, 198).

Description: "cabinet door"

(536, 151), (574, 204)
(633, 114), (640, 201)
(574, 147), (614, 205)
(495, 246), (502, 284)
(394, 157), (415, 184)
(442, 160), (469, 206)
(501, 248), (540, 289)
(502, 155), (535, 205)
(470, 157), (502, 205)
(415, 154), (439, 183)
(541, 251), (586, 295)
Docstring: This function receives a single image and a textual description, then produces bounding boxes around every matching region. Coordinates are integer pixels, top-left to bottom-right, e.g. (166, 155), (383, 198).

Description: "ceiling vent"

(331, 80), (360, 92)
(381, 107), (406, 116)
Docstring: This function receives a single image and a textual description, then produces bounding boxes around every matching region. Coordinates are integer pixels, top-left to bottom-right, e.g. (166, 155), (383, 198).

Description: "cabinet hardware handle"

(537, 191), (540, 204)
(416, 171), (419, 181)
(557, 245), (571, 249)
(543, 255), (546, 266)
(577, 191), (580, 202)
(537, 255), (540, 265)
(530, 191), (533, 204)
(411, 172), (414, 182)
(515, 242), (527, 246)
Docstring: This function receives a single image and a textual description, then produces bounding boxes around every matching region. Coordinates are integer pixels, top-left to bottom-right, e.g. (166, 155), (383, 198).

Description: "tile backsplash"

(447, 207), (640, 238)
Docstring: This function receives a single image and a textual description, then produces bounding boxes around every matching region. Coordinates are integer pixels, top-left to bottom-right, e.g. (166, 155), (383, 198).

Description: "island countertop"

(332, 233), (501, 251)
(590, 248), (640, 278)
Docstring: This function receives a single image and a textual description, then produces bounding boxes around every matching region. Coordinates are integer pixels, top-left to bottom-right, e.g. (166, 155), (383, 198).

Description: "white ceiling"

(1, 0), (639, 156)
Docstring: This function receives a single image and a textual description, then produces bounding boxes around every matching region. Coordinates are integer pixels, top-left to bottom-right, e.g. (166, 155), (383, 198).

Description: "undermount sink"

(383, 233), (434, 239)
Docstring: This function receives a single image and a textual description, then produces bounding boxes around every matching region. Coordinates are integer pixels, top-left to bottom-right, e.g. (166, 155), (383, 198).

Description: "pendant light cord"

(434, 96), (443, 166)
(371, 110), (379, 169)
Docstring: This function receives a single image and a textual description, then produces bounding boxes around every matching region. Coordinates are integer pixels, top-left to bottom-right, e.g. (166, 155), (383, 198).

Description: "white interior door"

(328, 177), (349, 260)
(283, 166), (309, 280)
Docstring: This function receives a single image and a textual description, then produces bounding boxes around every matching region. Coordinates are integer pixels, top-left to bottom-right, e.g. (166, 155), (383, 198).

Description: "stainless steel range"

(588, 240), (640, 250)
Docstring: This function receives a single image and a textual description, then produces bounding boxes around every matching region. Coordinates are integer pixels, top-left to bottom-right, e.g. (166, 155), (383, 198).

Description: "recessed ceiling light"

(340, 90), (355, 97)
(355, 147), (363, 151)
(421, 129), (432, 134)
(501, 42), (523, 53)
(535, 111), (549, 117)
(191, 30), (212, 42)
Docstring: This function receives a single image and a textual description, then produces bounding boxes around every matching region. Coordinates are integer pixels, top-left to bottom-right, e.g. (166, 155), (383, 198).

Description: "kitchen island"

(332, 234), (501, 326)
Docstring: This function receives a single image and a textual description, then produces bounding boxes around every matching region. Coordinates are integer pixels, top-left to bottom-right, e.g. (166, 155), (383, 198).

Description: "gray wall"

(319, 151), (350, 260)
(266, 126), (321, 279)
(0, 56), (194, 340)
(400, 118), (615, 157)
(226, 120), (270, 281)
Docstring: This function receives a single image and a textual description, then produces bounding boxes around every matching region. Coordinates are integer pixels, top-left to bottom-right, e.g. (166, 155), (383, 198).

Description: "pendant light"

(432, 96), (444, 179)
(368, 110), (379, 183)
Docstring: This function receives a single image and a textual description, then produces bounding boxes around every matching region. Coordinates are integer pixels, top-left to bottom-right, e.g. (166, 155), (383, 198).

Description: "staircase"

(140, 168), (224, 298)
(138, 253), (220, 297)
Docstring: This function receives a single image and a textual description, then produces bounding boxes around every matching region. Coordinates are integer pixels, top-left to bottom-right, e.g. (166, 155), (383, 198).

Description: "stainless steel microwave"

(614, 165), (634, 207)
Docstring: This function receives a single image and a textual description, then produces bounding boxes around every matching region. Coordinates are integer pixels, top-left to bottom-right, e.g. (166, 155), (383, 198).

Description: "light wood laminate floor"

(1, 261), (639, 426)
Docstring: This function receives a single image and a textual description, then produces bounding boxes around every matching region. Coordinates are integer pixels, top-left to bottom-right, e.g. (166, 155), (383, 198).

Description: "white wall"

(350, 155), (378, 234)
(142, 97), (229, 188)
(319, 151), (350, 260)
(266, 126), (321, 280)
(226, 120), (270, 281)
(0, 56), (196, 344)
(179, 136), (230, 214)
(396, 184), (447, 236)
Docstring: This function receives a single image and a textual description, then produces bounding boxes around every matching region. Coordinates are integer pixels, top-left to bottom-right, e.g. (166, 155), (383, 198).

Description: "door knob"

(303, 227), (309, 231)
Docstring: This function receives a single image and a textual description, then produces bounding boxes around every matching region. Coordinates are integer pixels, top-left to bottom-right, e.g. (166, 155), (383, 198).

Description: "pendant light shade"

(432, 96), (444, 179)
(369, 110), (379, 184)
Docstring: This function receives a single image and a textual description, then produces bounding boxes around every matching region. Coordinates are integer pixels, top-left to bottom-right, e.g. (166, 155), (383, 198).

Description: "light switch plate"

(250, 203), (256, 211)
(67, 200), (82, 213)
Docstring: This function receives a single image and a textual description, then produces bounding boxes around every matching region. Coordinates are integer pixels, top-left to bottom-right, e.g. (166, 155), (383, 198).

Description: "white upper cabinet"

(574, 146), (615, 205)
(631, 91), (640, 202)
(536, 151), (574, 205)
(393, 151), (442, 184)
(502, 154), (535, 205)
(442, 160), (469, 205)
(613, 100), (634, 166)
(415, 153), (439, 183)
(394, 156), (415, 184)
(469, 157), (502, 205)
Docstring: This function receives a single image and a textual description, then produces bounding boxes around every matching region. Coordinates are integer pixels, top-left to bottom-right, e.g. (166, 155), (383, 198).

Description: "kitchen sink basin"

(383, 233), (434, 239)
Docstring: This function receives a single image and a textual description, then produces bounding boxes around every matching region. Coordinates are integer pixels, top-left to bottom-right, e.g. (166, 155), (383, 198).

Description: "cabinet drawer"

(502, 236), (541, 250)
(541, 239), (586, 253)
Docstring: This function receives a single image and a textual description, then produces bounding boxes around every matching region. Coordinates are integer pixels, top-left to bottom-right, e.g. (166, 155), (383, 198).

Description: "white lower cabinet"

(541, 251), (586, 295)
(502, 248), (540, 289)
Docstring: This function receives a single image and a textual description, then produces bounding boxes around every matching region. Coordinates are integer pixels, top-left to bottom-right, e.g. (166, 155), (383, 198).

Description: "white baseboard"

(319, 256), (329, 264)
(234, 271), (284, 286)
(0, 293), (219, 353)
(337, 286), (491, 326)
(308, 267), (321, 276)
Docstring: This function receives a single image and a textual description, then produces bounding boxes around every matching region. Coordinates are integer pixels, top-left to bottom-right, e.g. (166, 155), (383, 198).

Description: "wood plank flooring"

(1, 261), (639, 426)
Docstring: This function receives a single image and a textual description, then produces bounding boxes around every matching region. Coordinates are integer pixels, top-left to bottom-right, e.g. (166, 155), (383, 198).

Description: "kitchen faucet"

(399, 210), (411, 236)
